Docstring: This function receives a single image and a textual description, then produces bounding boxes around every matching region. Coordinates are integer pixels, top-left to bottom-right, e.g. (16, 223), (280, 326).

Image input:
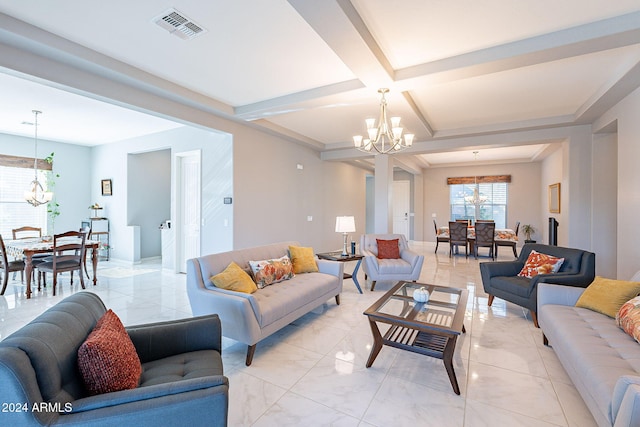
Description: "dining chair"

(12, 226), (48, 285)
(474, 221), (496, 259)
(79, 225), (92, 280)
(448, 221), (468, 257)
(0, 234), (26, 295)
(12, 226), (42, 240)
(37, 230), (86, 296)
(494, 221), (520, 258)
(433, 219), (450, 253)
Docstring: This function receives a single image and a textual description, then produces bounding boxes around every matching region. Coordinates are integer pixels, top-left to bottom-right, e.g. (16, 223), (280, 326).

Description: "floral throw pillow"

(617, 296), (640, 343)
(249, 255), (294, 288)
(517, 250), (564, 278)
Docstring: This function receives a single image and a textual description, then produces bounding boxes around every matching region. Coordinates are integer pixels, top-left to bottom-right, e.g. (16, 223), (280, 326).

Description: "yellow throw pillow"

(289, 246), (318, 274)
(575, 276), (640, 318)
(211, 262), (258, 294)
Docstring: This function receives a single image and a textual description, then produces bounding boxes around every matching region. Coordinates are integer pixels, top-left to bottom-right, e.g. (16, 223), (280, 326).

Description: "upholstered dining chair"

(0, 234), (26, 295)
(494, 221), (520, 258)
(474, 221), (496, 259)
(37, 230), (86, 296)
(433, 219), (450, 253)
(448, 221), (468, 257)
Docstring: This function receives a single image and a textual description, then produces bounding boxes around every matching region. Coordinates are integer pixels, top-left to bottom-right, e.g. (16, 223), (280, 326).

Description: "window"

(0, 165), (48, 238)
(450, 182), (507, 228)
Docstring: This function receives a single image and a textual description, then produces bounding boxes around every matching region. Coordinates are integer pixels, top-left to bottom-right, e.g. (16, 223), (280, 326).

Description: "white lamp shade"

(335, 216), (356, 233)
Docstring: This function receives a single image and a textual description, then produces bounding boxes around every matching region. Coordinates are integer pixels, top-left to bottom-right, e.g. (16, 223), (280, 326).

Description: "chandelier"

(24, 110), (53, 207)
(353, 88), (414, 154)
(465, 151), (487, 206)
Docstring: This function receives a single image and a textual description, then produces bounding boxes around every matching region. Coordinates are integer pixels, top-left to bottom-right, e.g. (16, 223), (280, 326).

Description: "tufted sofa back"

(0, 292), (106, 415)
(517, 243), (594, 275)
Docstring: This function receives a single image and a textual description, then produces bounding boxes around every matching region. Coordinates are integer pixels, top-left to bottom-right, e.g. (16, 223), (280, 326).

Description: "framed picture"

(549, 183), (560, 213)
(101, 179), (112, 196)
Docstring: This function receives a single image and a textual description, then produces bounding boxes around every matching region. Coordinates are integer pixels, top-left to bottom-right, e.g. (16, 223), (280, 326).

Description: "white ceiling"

(0, 0), (639, 168)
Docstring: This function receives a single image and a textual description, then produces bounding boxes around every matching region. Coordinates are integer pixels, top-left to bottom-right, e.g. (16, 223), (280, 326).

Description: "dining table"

(436, 226), (518, 253)
(5, 237), (100, 299)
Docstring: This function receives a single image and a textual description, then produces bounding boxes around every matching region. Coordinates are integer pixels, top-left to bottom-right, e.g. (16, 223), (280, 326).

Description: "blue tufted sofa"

(0, 292), (228, 426)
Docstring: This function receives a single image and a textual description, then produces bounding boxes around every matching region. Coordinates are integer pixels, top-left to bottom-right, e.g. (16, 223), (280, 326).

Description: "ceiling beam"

(394, 11), (640, 87)
(287, 0), (394, 89)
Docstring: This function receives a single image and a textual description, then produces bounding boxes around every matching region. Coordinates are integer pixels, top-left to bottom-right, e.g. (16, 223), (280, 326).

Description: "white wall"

(541, 146), (564, 245)
(91, 126), (233, 263)
(423, 161), (543, 244)
(0, 134), (91, 234)
(232, 123), (368, 252)
(594, 86), (640, 280)
(592, 132), (617, 278)
(127, 149), (171, 259)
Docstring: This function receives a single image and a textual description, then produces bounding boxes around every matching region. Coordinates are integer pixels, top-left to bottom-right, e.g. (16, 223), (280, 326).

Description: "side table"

(316, 251), (364, 294)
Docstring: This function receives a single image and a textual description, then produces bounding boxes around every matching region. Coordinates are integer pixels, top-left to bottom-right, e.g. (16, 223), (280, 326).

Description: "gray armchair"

(360, 234), (424, 291)
(480, 243), (595, 327)
(0, 292), (228, 426)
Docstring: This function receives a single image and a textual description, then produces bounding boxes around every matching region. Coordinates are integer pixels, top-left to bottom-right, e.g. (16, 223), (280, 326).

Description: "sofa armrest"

(479, 261), (524, 278)
(537, 283), (585, 309)
(400, 249), (421, 268)
(614, 381), (640, 427)
(534, 272), (594, 288)
(127, 315), (222, 363)
(316, 258), (344, 279)
(70, 375), (228, 414)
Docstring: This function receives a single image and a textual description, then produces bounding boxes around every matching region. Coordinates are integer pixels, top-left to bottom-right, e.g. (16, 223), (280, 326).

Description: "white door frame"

(174, 150), (201, 273)
(392, 180), (411, 240)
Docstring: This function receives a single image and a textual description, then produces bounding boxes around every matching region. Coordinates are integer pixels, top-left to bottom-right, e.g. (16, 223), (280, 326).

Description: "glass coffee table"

(363, 281), (468, 394)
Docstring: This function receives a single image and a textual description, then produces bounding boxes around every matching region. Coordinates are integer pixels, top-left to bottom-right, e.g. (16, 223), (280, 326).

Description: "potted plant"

(522, 224), (536, 243)
(45, 152), (60, 234)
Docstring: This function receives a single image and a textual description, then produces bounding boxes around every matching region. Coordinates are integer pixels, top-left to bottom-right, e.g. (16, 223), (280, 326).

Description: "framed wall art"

(101, 179), (112, 196)
(549, 183), (560, 213)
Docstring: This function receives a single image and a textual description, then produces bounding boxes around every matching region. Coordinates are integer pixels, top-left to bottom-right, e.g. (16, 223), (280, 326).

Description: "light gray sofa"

(186, 241), (343, 365)
(0, 292), (228, 427)
(538, 281), (640, 427)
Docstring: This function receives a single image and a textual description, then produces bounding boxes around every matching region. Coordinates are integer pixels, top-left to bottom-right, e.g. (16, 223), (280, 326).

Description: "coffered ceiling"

(0, 0), (639, 168)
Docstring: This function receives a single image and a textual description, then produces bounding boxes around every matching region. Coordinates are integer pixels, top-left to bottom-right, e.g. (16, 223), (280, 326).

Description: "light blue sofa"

(187, 241), (343, 366)
(0, 292), (229, 426)
(539, 281), (640, 427)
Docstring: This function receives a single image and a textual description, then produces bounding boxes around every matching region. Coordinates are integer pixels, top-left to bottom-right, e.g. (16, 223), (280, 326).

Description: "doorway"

(175, 150), (201, 273)
(392, 180), (410, 239)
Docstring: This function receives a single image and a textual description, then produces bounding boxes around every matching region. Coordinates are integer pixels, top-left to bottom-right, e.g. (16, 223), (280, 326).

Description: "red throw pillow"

(377, 239), (400, 259)
(77, 309), (142, 395)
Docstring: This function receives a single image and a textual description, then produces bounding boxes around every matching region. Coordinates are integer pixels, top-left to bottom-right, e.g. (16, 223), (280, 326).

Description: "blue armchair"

(480, 243), (595, 327)
(0, 292), (228, 426)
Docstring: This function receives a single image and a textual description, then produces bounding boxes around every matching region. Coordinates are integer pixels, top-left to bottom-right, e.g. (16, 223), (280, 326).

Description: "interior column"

(374, 154), (393, 233)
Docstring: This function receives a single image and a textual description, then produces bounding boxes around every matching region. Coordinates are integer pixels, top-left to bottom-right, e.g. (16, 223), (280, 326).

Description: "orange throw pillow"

(377, 239), (400, 259)
(518, 250), (564, 278)
(77, 309), (142, 395)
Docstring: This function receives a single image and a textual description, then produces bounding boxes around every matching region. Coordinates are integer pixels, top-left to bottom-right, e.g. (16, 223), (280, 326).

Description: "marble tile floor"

(0, 243), (597, 427)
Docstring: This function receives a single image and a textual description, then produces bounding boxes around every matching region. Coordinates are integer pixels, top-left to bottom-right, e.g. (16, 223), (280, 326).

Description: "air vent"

(153, 8), (207, 40)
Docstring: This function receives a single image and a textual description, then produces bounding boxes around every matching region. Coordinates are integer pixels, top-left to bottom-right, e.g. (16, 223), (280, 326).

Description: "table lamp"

(335, 216), (356, 256)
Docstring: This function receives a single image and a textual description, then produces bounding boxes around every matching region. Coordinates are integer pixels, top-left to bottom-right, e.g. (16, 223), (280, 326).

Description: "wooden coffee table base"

(365, 319), (466, 395)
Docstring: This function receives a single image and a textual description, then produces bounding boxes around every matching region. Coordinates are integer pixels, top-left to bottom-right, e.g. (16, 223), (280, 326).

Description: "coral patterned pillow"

(77, 310), (141, 395)
(617, 296), (640, 343)
(249, 255), (294, 288)
(517, 250), (564, 278)
(377, 239), (400, 259)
